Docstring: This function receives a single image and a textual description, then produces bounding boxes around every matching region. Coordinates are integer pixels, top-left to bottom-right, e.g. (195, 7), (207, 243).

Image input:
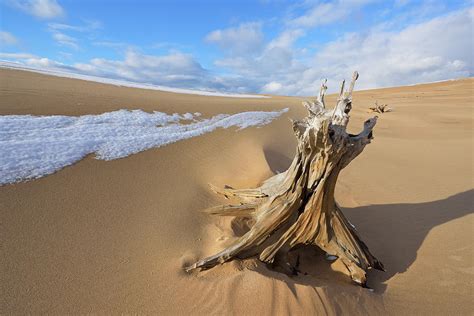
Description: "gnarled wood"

(186, 72), (384, 286)
(369, 100), (392, 113)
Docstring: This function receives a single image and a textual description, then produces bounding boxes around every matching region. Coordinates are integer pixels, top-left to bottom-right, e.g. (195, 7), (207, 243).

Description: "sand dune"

(0, 61), (269, 98)
(1, 68), (472, 315)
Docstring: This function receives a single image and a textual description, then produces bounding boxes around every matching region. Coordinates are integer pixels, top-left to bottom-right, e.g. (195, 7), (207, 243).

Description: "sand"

(1, 68), (473, 315)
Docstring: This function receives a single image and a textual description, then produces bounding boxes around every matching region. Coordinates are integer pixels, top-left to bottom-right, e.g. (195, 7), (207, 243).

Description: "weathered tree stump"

(368, 100), (392, 113)
(186, 72), (384, 286)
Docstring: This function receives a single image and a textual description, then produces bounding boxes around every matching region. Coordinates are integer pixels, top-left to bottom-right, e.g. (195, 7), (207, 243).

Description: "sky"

(0, 0), (472, 95)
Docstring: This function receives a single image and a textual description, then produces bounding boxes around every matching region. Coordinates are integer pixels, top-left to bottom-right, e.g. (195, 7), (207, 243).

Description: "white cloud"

(309, 7), (473, 92)
(10, 0), (65, 19)
(47, 20), (101, 51)
(267, 28), (304, 50)
(52, 32), (78, 49)
(205, 22), (264, 56)
(207, 7), (472, 95)
(0, 31), (19, 46)
(261, 81), (283, 93)
(93, 41), (128, 49)
(24, 57), (66, 68)
(48, 20), (101, 32)
(0, 54), (69, 69)
(289, 0), (375, 28)
(0, 52), (37, 59)
(212, 24), (306, 80)
(0, 53), (69, 69)
(83, 50), (208, 84)
(0, 49), (243, 92)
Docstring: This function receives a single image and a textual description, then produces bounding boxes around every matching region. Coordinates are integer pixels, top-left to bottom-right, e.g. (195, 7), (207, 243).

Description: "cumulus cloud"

(0, 31), (19, 46)
(0, 53), (70, 70)
(24, 57), (65, 68)
(267, 29), (304, 50)
(261, 81), (283, 94)
(213, 26), (305, 78)
(80, 50), (208, 85)
(9, 0), (64, 19)
(205, 22), (264, 56)
(306, 7), (473, 92)
(208, 7), (473, 95)
(208, 23), (307, 94)
(0, 49), (244, 92)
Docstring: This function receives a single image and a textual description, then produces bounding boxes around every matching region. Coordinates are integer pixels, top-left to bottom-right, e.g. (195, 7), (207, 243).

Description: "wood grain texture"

(187, 72), (384, 286)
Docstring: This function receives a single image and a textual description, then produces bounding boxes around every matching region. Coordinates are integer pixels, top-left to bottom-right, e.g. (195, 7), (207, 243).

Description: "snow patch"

(0, 61), (269, 98)
(0, 108), (288, 185)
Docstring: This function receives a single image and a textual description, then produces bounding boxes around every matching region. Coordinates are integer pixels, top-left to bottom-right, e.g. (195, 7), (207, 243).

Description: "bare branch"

(316, 79), (328, 109)
(346, 71), (359, 97)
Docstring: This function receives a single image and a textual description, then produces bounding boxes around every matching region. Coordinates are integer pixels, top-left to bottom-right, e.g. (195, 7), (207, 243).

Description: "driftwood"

(187, 72), (384, 286)
(368, 101), (392, 113)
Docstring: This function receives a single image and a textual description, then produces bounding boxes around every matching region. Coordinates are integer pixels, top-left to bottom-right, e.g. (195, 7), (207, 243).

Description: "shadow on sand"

(348, 189), (473, 292)
(259, 147), (473, 293)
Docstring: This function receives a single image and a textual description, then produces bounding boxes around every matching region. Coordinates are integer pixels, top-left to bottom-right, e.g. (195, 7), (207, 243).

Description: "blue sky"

(0, 0), (472, 95)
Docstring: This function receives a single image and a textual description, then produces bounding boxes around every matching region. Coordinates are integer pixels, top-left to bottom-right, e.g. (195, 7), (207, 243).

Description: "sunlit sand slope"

(1, 68), (472, 315)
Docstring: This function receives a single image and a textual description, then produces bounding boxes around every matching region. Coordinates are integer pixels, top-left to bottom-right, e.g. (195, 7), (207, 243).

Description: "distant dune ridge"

(0, 68), (472, 315)
(0, 62), (270, 98)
